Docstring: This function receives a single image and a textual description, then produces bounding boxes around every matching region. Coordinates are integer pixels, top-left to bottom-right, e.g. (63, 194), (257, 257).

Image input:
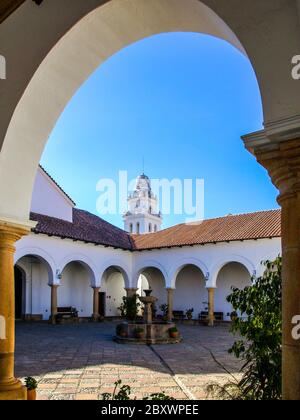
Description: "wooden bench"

(172, 310), (185, 321)
(56, 307), (78, 323)
(199, 311), (224, 321)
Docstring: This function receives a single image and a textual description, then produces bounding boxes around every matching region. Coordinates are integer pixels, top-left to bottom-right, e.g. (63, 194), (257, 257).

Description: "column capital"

(0, 221), (31, 250)
(244, 136), (300, 201)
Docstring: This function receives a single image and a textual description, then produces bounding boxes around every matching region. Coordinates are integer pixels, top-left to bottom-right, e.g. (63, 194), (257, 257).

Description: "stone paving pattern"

(15, 322), (242, 400)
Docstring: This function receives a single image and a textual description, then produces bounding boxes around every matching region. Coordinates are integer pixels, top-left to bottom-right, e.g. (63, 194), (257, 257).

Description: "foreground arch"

(0, 0), (249, 222)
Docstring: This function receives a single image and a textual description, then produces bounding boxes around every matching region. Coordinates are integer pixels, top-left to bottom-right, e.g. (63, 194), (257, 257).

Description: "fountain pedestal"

(114, 290), (181, 345)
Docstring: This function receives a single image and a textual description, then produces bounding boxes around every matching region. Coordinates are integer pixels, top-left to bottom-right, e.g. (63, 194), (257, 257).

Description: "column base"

(282, 344), (300, 400)
(0, 379), (27, 400)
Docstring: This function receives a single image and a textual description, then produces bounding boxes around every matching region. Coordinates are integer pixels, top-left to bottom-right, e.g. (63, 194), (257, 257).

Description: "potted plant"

(116, 323), (128, 338)
(134, 327), (145, 339)
(25, 376), (38, 401)
(118, 294), (141, 321)
(186, 308), (194, 320)
(169, 326), (179, 339)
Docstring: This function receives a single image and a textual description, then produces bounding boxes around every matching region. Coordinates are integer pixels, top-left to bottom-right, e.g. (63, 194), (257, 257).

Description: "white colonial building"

(14, 166), (281, 325)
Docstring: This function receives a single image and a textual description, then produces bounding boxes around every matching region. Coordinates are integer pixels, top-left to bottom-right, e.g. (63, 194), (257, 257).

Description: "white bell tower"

(123, 173), (162, 234)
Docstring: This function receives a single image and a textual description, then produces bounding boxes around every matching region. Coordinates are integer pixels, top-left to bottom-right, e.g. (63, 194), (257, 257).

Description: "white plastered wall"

(14, 230), (281, 320)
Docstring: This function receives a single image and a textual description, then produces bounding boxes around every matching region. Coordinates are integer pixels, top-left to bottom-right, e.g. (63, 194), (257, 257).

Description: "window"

(129, 223), (133, 234)
(137, 223), (140, 234)
(149, 223), (152, 233)
(154, 225), (157, 232)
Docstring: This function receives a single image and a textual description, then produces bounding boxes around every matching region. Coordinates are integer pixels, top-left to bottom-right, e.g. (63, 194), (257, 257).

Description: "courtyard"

(15, 322), (241, 400)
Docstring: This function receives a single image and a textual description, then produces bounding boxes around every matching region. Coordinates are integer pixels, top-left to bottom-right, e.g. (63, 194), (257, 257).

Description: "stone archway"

(59, 260), (95, 319)
(135, 266), (168, 319)
(173, 264), (207, 321)
(100, 266), (128, 317)
(214, 262), (252, 321)
(15, 253), (54, 321)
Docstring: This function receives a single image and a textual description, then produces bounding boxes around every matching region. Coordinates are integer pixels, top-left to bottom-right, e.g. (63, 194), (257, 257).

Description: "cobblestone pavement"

(15, 322), (242, 400)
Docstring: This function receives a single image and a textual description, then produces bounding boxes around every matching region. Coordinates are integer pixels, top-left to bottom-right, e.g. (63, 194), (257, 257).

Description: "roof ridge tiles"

(30, 208), (281, 251)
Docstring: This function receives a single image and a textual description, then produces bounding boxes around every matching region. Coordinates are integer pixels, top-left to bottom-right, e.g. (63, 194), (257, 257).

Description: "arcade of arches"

(0, 0), (300, 400)
(12, 258), (252, 324)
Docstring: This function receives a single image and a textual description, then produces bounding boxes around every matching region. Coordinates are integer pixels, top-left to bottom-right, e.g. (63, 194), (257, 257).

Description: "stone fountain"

(139, 289), (157, 324)
(115, 289), (181, 344)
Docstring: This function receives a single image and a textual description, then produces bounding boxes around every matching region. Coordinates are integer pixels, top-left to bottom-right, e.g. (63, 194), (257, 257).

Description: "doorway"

(98, 292), (106, 318)
(14, 266), (25, 320)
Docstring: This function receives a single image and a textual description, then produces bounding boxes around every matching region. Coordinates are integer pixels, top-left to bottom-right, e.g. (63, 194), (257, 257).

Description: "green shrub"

(118, 294), (141, 321)
(102, 380), (174, 400)
(24, 377), (38, 390)
(226, 257), (282, 400)
(168, 327), (178, 334)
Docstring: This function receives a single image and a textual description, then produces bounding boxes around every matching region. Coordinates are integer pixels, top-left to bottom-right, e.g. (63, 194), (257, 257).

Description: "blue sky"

(41, 32), (279, 229)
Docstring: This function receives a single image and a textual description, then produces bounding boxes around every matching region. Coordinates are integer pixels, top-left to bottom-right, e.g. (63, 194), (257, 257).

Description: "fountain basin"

(114, 321), (181, 345)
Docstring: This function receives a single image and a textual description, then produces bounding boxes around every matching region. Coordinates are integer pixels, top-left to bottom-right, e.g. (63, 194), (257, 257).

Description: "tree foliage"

(102, 380), (174, 400)
(226, 257), (282, 400)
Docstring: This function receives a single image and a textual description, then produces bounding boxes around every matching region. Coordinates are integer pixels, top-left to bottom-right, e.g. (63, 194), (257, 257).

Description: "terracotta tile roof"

(30, 209), (134, 251)
(30, 209), (281, 252)
(131, 209), (281, 250)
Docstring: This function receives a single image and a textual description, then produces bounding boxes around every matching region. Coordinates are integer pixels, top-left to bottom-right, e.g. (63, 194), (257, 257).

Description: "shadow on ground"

(15, 322), (242, 400)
